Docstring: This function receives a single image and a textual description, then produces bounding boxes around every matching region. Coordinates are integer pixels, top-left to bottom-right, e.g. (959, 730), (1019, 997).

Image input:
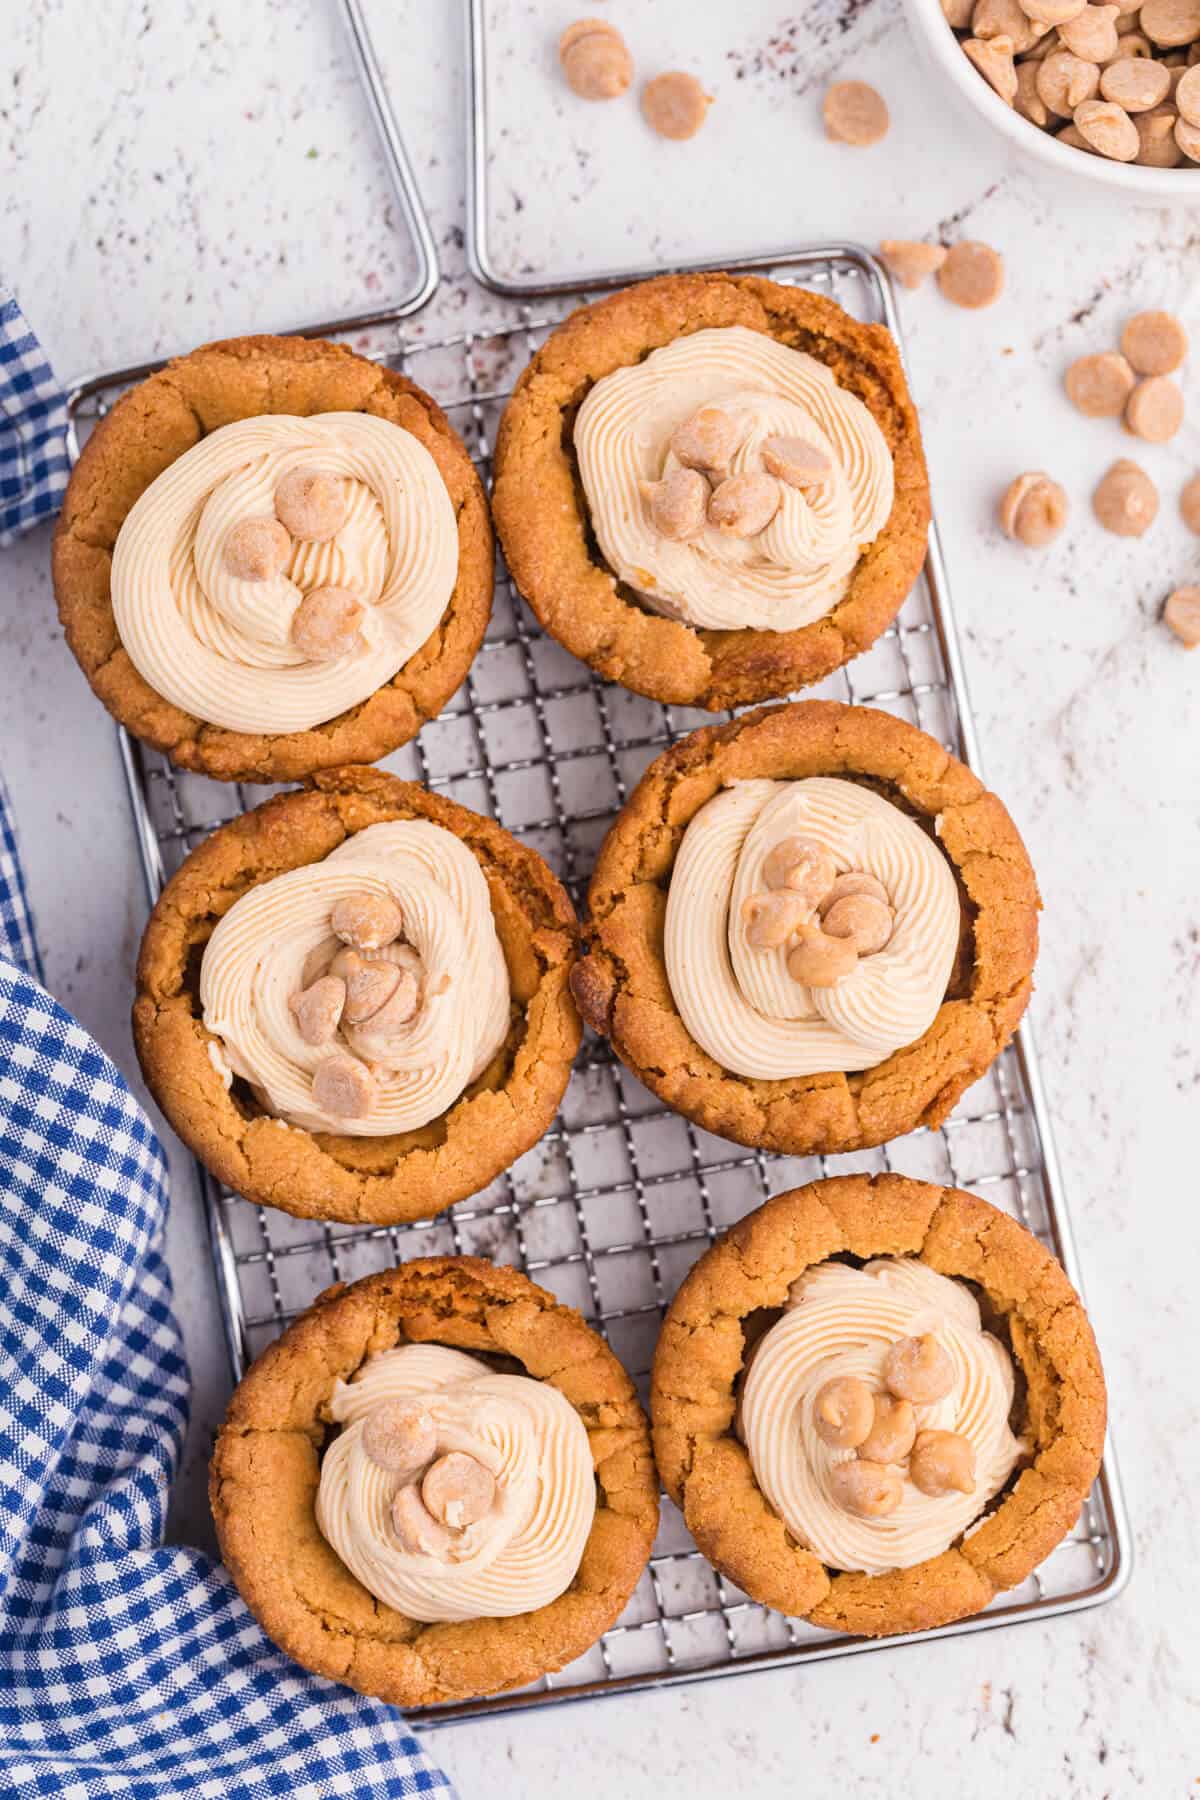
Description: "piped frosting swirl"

(572, 325), (893, 631)
(111, 412), (458, 733)
(741, 1259), (1022, 1575)
(663, 777), (960, 1079)
(316, 1344), (596, 1622)
(199, 820), (509, 1135)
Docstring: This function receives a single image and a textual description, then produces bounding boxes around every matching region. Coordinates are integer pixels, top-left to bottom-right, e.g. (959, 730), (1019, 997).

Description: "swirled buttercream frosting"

(663, 777), (959, 1079)
(741, 1259), (1022, 1575)
(572, 325), (893, 631)
(316, 1343), (596, 1622)
(110, 412), (458, 732)
(199, 820), (509, 1136)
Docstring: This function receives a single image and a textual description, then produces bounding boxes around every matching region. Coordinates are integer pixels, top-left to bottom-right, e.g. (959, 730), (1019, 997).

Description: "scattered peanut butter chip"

(963, 34), (1020, 101)
(937, 240), (1005, 308)
(1038, 49), (1101, 112)
(1163, 585), (1200, 643)
(878, 239), (949, 289)
(642, 70), (711, 138)
(559, 20), (633, 100)
(1135, 103), (1185, 160)
(823, 79), (890, 144)
(998, 471), (1070, 544)
(1177, 60), (1200, 113)
(1179, 471), (1200, 529)
(1121, 309), (1189, 372)
(1176, 110), (1200, 149)
(1058, 3), (1121, 60)
(1092, 458), (1160, 533)
(1100, 54), (1172, 106)
(1065, 350), (1136, 415)
(1125, 372), (1184, 438)
(1074, 95), (1141, 155)
(1141, 0), (1200, 46)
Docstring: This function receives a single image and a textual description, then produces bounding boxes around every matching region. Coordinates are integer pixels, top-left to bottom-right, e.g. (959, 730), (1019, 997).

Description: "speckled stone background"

(1, 2), (1197, 1795)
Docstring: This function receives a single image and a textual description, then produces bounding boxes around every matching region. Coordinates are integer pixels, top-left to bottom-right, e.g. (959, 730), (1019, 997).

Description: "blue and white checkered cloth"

(0, 288), (70, 547)
(0, 293), (456, 1799)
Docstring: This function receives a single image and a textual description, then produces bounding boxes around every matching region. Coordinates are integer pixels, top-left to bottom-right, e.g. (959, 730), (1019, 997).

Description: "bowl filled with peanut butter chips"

(904, 0), (1200, 196)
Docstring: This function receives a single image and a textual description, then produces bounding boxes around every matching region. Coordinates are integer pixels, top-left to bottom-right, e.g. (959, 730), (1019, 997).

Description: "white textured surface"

(1, 2), (1197, 1794)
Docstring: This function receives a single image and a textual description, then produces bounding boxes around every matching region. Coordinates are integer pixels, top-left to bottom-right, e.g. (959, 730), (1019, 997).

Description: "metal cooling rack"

(61, 0), (1129, 1726)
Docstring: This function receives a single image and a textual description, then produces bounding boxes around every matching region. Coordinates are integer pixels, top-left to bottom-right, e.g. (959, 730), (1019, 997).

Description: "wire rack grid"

(65, 243), (1129, 1724)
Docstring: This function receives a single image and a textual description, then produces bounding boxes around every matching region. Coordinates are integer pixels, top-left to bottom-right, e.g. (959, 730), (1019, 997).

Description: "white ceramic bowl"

(901, 0), (1200, 202)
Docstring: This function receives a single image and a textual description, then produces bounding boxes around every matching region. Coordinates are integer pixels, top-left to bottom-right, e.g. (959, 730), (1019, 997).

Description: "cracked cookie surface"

(134, 767), (581, 1224)
(571, 700), (1040, 1156)
(210, 1256), (660, 1707)
(53, 333), (493, 782)
(492, 272), (930, 710)
(651, 1174), (1106, 1634)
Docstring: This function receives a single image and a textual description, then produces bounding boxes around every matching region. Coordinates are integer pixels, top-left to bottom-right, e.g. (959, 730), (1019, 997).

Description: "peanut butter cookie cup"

(54, 334), (492, 782)
(492, 272), (930, 710)
(572, 700), (1039, 1156)
(134, 767), (580, 1225)
(211, 1257), (659, 1707)
(651, 1174), (1106, 1636)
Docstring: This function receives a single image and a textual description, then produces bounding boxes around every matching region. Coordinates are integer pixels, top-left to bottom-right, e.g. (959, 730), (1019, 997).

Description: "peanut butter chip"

(330, 948), (402, 1024)
(821, 892), (895, 954)
(823, 80), (891, 144)
(1141, 0), (1200, 43)
(288, 975), (346, 1046)
(1135, 104), (1184, 161)
(1101, 54), (1172, 104)
(998, 472), (1070, 546)
(274, 466), (348, 542)
(858, 1393), (917, 1463)
(708, 472), (780, 537)
(642, 71), (711, 139)
(786, 925), (858, 988)
(670, 406), (739, 475)
(1074, 96), (1140, 155)
(290, 586), (365, 661)
(1176, 110), (1200, 150)
(559, 20), (633, 100)
(883, 1333), (955, 1404)
(390, 1483), (454, 1558)
(762, 835), (838, 905)
(311, 1053), (375, 1119)
(760, 435), (834, 487)
(937, 240), (1005, 308)
(1177, 60), (1200, 112)
(878, 240), (949, 290)
(909, 1429), (977, 1497)
(1019, 0), (1085, 21)
(975, 0), (1046, 51)
(1163, 585), (1200, 643)
(1038, 48), (1101, 111)
(422, 1452), (497, 1530)
(1179, 471), (1200, 529)
(1058, 3), (1121, 58)
(741, 890), (812, 950)
(1125, 373), (1184, 438)
(355, 968), (421, 1037)
(813, 1377), (875, 1449)
(1122, 309), (1189, 372)
(945, 0), (977, 25)
(331, 890), (404, 952)
(828, 1459), (904, 1518)
(222, 516), (291, 582)
(819, 871), (890, 913)
(640, 468), (710, 539)
(1015, 62), (1052, 125)
(1065, 350), (1137, 415)
(1092, 458), (1160, 533)
(362, 1401), (437, 1477)
(963, 34), (1020, 101)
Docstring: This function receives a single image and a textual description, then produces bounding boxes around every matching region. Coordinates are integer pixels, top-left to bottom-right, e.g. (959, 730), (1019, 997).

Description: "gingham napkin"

(0, 290), (456, 1794)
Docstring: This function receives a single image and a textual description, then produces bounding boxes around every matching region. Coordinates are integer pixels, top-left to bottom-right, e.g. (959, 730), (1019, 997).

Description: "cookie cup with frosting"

(492, 273), (930, 710)
(53, 334), (493, 782)
(133, 767), (580, 1225)
(651, 1175), (1106, 1635)
(572, 701), (1039, 1156)
(211, 1257), (660, 1707)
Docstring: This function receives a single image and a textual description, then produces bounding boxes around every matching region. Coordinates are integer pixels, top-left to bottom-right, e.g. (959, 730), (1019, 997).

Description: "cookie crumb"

(642, 70), (711, 138)
(937, 240), (1005, 308)
(823, 80), (890, 145)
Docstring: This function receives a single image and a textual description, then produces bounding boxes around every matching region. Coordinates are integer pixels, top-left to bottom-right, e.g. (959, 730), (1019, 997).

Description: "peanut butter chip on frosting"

(288, 975), (346, 1046)
(708, 472), (781, 537)
(642, 71), (711, 139)
(390, 1484), (454, 1559)
(858, 1393), (917, 1463)
(829, 1459), (904, 1518)
(909, 1428), (977, 1497)
(670, 406), (739, 475)
(883, 1333), (955, 1403)
(311, 1053), (375, 1119)
(361, 1400), (437, 1478)
(1093, 458), (1160, 533)
(998, 472), (1069, 546)
(222, 516), (291, 582)
(823, 80), (891, 144)
(290, 586), (365, 661)
(822, 891), (895, 954)
(331, 890), (404, 952)
(331, 949), (403, 1025)
(812, 1376), (875, 1449)
(422, 1452), (498, 1530)
(1164, 586), (1200, 643)
(741, 890), (812, 950)
(274, 466), (349, 542)
(559, 19), (633, 100)
(937, 241), (1005, 308)
(786, 924), (858, 988)
(1065, 351), (1136, 416)
(878, 240), (949, 290)
(762, 834), (837, 904)
(1121, 309), (1189, 373)
(761, 435), (833, 488)
(640, 468), (709, 540)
